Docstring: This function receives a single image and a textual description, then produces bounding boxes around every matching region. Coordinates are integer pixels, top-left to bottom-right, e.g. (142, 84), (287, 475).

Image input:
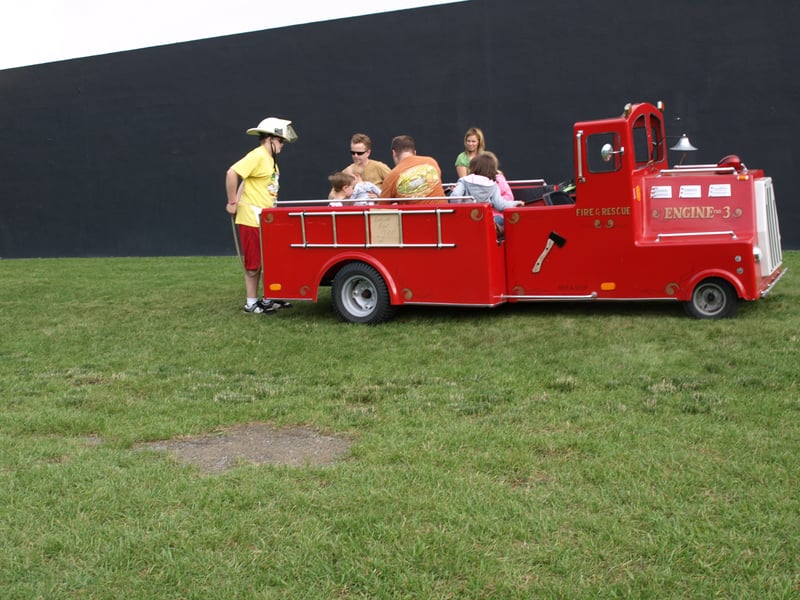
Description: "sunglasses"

(350, 150), (367, 156)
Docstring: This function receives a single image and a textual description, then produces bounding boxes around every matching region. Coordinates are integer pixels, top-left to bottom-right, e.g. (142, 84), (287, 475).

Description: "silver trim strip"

(655, 231), (736, 242)
(503, 292), (599, 301)
(290, 243), (456, 249)
(760, 267), (787, 298)
(659, 167), (736, 175)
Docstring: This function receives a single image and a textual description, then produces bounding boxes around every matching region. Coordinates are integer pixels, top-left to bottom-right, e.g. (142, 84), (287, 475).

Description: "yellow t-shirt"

(231, 145), (279, 227)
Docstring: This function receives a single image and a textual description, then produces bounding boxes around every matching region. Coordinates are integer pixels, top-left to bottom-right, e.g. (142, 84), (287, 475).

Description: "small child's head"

(351, 164), (365, 183)
(468, 152), (499, 180)
(329, 171), (355, 194)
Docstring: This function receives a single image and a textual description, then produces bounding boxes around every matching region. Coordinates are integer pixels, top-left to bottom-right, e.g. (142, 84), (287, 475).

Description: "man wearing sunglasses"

(343, 133), (391, 186)
(328, 133), (389, 200)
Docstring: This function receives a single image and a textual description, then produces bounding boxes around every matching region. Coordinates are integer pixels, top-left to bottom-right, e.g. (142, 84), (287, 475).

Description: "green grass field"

(1, 253), (798, 598)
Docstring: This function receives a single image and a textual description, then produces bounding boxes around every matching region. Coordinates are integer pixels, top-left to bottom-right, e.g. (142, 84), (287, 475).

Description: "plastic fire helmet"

(246, 117), (298, 143)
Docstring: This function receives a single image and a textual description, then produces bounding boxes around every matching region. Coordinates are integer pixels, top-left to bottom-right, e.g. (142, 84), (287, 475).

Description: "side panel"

(260, 204), (508, 306)
(503, 114), (640, 300)
(642, 172), (757, 243)
(640, 170), (783, 300)
(503, 201), (761, 303)
(504, 201), (664, 300)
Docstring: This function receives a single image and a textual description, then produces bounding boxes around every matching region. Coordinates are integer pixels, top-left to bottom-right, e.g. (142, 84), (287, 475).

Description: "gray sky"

(0, 0), (466, 70)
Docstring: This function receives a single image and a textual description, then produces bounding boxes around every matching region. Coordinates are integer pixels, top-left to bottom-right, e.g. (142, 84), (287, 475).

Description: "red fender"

(679, 269), (746, 302)
(315, 252), (402, 304)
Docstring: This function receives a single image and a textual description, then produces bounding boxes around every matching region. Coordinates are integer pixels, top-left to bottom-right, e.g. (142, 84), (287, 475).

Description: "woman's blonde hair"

(464, 127), (486, 154)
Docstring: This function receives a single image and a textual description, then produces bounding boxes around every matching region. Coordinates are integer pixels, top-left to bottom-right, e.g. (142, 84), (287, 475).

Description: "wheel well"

(321, 260), (360, 285)
(319, 257), (398, 301)
(682, 271), (744, 302)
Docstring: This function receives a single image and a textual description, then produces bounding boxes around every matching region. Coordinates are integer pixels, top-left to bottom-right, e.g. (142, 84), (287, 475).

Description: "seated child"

(450, 152), (523, 237)
(350, 164), (381, 204)
(328, 167), (381, 206)
(328, 171), (355, 207)
(483, 151), (515, 202)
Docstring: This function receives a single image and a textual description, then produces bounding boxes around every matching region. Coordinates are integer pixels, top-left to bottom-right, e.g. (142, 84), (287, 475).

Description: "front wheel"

(332, 262), (396, 324)
(683, 278), (738, 319)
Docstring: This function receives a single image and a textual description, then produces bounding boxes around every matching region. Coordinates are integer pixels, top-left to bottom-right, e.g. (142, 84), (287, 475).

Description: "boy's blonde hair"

(328, 171), (355, 192)
(350, 133), (372, 150)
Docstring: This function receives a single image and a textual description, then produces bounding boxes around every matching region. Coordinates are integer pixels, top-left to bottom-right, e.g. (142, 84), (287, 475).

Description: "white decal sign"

(708, 184), (732, 198)
(650, 185), (673, 199)
(679, 185), (702, 199)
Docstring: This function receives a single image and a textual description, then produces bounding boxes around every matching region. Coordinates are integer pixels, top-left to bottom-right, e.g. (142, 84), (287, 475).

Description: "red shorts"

(238, 225), (262, 271)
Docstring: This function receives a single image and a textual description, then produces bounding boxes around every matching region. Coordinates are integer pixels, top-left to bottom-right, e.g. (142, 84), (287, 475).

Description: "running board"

(503, 292), (598, 301)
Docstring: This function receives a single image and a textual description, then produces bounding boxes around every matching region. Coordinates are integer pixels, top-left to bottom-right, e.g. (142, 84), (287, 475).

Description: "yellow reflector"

(601, 282), (616, 291)
(268, 283), (282, 291)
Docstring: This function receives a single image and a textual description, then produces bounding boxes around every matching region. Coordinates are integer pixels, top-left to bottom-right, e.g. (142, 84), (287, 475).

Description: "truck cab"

(260, 102), (784, 323)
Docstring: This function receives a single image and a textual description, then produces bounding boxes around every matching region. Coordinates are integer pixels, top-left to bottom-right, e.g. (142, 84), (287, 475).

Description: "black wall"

(1, 0), (798, 258)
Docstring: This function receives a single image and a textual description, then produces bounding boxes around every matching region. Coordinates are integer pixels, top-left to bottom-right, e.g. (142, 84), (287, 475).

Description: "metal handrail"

(659, 167), (736, 175)
(655, 231), (737, 242)
(287, 207), (457, 249)
(506, 179), (547, 186)
(576, 130), (585, 183)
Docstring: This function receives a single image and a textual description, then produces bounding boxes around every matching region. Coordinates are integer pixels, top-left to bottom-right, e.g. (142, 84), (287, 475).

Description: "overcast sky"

(0, 0), (466, 70)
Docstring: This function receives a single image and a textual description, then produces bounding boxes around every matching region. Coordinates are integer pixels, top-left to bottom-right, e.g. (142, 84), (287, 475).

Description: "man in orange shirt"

(380, 135), (447, 204)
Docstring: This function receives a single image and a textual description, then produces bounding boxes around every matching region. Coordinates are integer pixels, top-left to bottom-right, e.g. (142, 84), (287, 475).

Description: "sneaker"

(243, 300), (276, 314)
(269, 299), (293, 309)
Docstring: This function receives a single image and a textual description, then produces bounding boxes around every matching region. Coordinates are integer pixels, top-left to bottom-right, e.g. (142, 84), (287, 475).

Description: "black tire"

(332, 262), (396, 324)
(683, 277), (738, 319)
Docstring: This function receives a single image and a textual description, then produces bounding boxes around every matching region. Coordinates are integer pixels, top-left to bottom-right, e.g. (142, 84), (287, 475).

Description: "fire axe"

(532, 231), (567, 273)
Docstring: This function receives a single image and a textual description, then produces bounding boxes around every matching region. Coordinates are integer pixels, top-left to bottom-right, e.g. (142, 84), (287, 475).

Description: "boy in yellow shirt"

(225, 117), (298, 313)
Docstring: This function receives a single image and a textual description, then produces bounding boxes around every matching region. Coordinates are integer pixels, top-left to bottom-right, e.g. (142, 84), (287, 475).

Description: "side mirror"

(601, 143), (624, 162)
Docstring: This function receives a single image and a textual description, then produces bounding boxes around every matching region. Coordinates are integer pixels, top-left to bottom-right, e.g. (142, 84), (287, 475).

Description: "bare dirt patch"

(139, 423), (352, 474)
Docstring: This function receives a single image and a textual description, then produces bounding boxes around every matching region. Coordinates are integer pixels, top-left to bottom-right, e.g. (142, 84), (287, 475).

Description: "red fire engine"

(260, 102), (784, 324)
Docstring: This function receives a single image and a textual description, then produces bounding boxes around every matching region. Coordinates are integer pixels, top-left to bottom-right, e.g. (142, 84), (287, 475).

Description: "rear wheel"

(332, 262), (395, 324)
(683, 278), (738, 319)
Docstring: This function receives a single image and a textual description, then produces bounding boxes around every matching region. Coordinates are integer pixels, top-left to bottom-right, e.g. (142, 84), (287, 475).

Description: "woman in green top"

(454, 127), (486, 178)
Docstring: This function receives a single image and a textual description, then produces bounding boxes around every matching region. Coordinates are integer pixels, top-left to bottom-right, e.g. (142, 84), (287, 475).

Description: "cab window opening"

(587, 132), (621, 174)
(632, 115), (650, 165)
(649, 113), (664, 162)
